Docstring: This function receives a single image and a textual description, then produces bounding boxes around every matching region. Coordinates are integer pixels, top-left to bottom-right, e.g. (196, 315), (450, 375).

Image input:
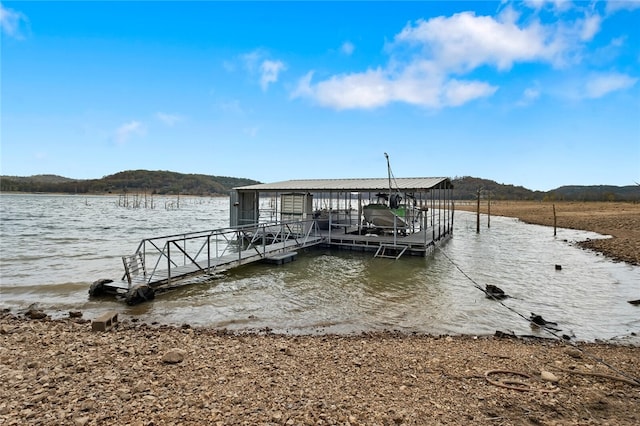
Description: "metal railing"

(122, 218), (323, 288)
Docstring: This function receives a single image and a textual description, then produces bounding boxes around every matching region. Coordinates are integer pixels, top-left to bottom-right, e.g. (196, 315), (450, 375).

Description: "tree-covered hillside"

(450, 176), (545, 200)
(2, 171), (638, 201)
(0, 170), (260, 195)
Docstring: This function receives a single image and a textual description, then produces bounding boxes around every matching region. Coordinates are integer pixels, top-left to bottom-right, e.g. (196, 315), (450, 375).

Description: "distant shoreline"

(0, 191), (229, 197)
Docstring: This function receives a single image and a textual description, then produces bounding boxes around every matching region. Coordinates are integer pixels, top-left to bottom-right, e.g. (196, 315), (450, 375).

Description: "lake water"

(1, 193), (638, 343)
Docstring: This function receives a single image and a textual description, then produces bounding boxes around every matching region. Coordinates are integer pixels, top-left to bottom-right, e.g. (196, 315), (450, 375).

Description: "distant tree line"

(1, 171), (638, 201)
(0, 170), (260, 196)
(450, 176), (639, 202)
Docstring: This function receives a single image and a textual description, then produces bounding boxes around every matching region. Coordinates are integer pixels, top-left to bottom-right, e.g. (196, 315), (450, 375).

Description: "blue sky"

(1, 1), (639, 191)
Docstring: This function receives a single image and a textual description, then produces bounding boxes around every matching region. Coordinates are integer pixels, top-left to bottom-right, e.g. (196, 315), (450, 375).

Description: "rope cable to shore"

(436, 246), (640, 387)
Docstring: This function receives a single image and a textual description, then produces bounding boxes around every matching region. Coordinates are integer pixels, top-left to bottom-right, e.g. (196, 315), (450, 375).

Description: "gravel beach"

(2, 201), (639, 425)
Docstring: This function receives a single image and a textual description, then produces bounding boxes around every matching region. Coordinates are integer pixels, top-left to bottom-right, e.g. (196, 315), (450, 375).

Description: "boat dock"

(92, 176), (454, 304)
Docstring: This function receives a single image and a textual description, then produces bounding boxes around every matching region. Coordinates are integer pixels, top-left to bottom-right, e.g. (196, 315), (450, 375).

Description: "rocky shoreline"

(1, 310), (639, 425)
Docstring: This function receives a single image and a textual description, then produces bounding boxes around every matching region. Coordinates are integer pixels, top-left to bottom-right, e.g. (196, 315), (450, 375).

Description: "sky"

(1, 1), (639, 191)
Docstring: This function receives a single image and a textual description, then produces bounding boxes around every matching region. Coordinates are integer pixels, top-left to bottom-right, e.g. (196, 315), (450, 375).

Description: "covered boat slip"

(231, 177), (454, 259)
(95, 177), (453, 303)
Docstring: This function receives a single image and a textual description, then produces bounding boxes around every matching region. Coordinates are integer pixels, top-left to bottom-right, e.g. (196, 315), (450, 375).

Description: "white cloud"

(292, 4), (628, 111)
(341, 41), (355, 56)
(156, 112), (183, 126)
(241, 50), (262, 72)
(260, 59), (286, 91)
(292, 65), (497, 110)
(606, 0), (640, 14)
(393, 11), (561, 72)
(584, 72), (638, 98)
(0, 3), (28, 39)
(579, 14), (601, 41)
(517, 86), (541, 106)
(309, 69), (389, 110)
(442, 79), (498, 107)
(236, 50), (286, 91)
(114, 121), (145, 145)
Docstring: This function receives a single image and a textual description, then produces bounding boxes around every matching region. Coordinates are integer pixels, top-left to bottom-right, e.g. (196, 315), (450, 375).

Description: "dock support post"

(487, 191), (491, 229)
(476, 188), (481, 234)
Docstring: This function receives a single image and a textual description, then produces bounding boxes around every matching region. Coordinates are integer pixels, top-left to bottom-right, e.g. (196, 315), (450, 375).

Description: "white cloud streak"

(237, 50), (286, 91)
(584, 72), (638, 98)
(156, 112), (183, 126)
(260, 60), (286, 91)
(114, 121), (145, 145)
(606, 0), (640, 14)
(0, 3), (28, 39)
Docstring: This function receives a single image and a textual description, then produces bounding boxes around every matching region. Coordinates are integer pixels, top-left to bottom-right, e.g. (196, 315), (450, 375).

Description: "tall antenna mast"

(384, 152), (391, 196)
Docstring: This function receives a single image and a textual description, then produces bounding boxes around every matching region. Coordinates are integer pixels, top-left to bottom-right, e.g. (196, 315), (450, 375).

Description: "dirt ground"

(455, 201), (640, 265)
(1, 201), (639, 425)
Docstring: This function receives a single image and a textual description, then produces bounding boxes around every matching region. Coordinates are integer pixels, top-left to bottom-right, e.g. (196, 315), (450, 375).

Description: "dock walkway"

(99, 219), (325, 296)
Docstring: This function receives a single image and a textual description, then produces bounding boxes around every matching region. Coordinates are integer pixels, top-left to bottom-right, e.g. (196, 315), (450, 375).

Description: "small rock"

(79, 400), (94, 412)
(132, 381), (150, 393)
(565, 348), (582, 359)
(26, 310), (47, 320)
(74, 416), (90, 426)
(116, 389), (131, 401)
(69, 311), (83, 318)
(541, 370), (559, 383)
(162, 348), (186, 364)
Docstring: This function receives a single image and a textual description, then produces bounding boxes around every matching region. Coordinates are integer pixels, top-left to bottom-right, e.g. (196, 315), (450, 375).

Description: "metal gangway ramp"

(116, 218), (324, 292)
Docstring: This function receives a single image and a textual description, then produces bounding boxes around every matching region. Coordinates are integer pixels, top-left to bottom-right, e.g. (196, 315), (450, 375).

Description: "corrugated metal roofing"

(234, 177), (452, 192)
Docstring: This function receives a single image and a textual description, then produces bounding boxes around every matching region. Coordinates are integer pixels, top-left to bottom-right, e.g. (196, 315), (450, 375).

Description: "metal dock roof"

(234, 177), (452, 192)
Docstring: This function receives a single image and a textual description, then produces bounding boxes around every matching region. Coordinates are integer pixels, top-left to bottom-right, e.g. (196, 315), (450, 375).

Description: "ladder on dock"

(120, 219), (324, 290)
(374, 243), (408, 260)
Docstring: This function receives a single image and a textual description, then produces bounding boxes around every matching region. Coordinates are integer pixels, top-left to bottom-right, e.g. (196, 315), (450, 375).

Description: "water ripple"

(1, 194), (638, 342)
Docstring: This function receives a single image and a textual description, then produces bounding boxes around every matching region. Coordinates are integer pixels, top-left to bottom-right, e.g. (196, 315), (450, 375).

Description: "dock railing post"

(167, 243), (171, 285)
(207, 235), (211, 273)
(393, 215), (398, 246)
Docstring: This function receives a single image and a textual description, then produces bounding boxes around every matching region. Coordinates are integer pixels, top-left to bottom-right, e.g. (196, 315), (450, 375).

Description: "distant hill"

(450, 177), (639, 202)
(0, 170), (260, 195)
(2, 174), (76, 184)
(1, 171), (638, 201)
(547, 185), (640, 202)
(450, 176), (544, 200)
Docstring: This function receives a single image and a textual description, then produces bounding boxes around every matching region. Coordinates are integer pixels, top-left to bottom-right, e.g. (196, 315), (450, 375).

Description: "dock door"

(230, 190), (259, 227)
